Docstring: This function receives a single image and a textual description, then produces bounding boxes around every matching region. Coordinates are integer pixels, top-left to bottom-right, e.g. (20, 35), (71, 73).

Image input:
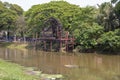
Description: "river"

(0, 47), (120, 80)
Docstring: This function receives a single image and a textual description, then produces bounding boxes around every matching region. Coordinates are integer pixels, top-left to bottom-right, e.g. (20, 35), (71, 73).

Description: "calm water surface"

(0, 48), (120, 80)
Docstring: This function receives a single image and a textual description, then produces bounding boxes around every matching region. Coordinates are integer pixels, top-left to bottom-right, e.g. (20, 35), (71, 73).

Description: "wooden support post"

(65, 40), (68, 51)
(72, 39), (74, 50)
(59, 40), (62, 51)
(44, 41), (46, 51)
(35, 32), (38, 48)
(65, 31), (69, 52)
(50, 41), (52, 51)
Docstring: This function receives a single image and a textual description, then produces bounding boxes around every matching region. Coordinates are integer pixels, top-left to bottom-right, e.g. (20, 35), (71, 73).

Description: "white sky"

(1, 0), (111, 11)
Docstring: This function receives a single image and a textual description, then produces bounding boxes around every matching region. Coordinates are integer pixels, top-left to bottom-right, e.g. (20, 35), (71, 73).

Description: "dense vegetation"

(0, 0), (120, 53)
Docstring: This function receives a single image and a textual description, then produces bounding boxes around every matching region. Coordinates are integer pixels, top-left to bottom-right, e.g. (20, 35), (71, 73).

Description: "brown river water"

(0, 48), (120, 80)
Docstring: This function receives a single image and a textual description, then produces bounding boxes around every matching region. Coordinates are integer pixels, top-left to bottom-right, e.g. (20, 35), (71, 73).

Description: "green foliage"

(97, 0), (120, 32)
(25, 1), (97, 37)
(97, 2), (119, 31)
(26, 1), (88, 34)
(0, 1), (18, 31)
(111, 0), (118, 4)
(114, 1), (120, 19)
(74, 23), (104, 51)
(10, 4), (24, 15)
(0, 7), (17, 30)
(98, 29), (120, 52)
(0, 1), (25, 38)
(14, 15), (26, 37)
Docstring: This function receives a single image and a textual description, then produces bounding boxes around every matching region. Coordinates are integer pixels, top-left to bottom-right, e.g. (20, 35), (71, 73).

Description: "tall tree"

(0, 2), (17, 30)
(25, 1), (97, 36)
(25, 1), (82, 34)
(0, 1), (24, 41)
(114, 1), (120, 28)
(97, 2), (119, 31)
(111, 0), (118, 4)
(10, 4), (23, 15)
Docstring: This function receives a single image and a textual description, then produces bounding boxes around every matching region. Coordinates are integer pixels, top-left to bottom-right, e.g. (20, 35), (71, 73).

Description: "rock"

(40, 74), (63, 80)
(64, 64), (79, 68)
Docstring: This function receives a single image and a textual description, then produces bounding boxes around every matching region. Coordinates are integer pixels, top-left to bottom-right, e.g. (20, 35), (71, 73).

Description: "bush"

(97, 29), (120, 52)
(74, 23), (104, 52)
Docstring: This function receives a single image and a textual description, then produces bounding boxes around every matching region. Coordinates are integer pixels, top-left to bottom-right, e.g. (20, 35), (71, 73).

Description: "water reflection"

(0, 48), (120, 80)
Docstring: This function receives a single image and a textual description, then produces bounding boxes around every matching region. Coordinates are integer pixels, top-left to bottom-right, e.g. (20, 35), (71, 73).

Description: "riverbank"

(0, 42), (29, 50)
(0, 42), (64, 80)
(0, 59), (39, 80)
(0, 59), (63, 80)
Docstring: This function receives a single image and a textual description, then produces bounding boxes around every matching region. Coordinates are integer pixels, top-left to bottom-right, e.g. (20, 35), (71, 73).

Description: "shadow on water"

(0, 47), (120, 80)
(92, 48), (120, 55)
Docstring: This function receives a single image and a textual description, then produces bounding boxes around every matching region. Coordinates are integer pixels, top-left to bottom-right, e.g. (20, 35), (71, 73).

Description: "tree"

(10, 4), (23, 15)
(25, 1), (82, 36)
(0, 2), (17, 30)
(111, 0), (118, 4)
(74, 23), (104, 52)
(97, 2), (119, 31)
(0, 1), (24, 41)
(98, 29), (120, 52)
(114, 1), (120, 28)
(25, 1), (97, 37)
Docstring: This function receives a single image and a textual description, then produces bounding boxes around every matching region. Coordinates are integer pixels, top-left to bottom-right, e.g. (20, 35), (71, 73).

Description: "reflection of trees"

(5, 48), (9, 59)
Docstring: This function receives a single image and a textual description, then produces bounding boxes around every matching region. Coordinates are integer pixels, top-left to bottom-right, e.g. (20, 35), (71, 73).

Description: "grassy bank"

(0, 59), (63, 80)
(0, 59), (39, 80)
(0, 42), (64, 80)
(0, 42), (29, 50)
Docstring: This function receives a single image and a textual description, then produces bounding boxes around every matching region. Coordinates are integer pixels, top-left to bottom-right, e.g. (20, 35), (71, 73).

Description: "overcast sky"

(1, 0), (111, 11)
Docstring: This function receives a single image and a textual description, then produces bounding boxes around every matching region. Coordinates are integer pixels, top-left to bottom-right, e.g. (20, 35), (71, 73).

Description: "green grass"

(0, 42), (12, 47)
(0, 42), (28, 50)
(0, 59), (39, 80)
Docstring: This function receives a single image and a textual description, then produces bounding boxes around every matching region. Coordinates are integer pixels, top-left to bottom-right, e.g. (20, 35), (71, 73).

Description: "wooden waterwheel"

(39, 17), (75, 52)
